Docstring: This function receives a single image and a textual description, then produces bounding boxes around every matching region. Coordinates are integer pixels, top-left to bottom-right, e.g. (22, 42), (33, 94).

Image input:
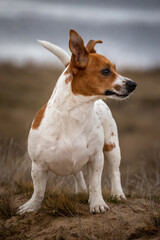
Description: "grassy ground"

(0, 63), (160, 239)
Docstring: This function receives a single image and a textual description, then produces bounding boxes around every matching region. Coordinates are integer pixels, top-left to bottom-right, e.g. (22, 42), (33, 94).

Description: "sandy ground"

(0, 186), (160, 240)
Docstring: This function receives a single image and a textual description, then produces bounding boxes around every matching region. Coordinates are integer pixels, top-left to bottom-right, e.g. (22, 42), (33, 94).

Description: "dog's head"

(68, 30), (137, 100)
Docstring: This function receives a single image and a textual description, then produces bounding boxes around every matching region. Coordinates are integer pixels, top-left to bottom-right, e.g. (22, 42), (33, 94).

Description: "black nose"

(126, 80), (137, 93)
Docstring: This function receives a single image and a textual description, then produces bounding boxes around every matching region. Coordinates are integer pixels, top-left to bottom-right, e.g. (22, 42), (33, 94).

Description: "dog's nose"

(126, 80), (137, 93)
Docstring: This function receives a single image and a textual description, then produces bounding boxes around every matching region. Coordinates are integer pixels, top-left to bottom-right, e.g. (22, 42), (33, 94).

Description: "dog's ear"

(69, 30), (89, 69)
(86, 40), (103, 53)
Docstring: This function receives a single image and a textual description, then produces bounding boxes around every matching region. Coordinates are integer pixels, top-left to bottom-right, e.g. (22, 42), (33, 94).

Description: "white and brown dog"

(18, 30), (136, 214)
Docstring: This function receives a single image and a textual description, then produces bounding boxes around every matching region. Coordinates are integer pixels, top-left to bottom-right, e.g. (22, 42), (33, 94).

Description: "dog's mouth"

(105, 90), (129, 99)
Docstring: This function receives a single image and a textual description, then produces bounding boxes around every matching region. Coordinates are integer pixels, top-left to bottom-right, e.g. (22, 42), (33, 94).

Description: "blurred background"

(1, 0), (160, 69)
(0, 0), (160, 189)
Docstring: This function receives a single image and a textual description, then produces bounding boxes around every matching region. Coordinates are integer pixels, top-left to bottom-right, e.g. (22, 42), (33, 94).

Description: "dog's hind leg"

(74, 171), (87, 193)
(17, 162), (48, 214)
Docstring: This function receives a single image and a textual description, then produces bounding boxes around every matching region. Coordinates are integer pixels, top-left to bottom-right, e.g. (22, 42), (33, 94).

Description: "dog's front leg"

(88, 152), (109, 213)
(17, 162), (48, 215)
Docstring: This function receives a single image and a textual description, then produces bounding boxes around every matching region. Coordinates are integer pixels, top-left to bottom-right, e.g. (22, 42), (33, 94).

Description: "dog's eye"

(101, 68), (111, 76)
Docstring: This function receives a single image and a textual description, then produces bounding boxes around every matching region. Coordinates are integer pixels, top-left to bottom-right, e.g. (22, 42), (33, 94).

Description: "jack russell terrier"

(18, 30), (137, 214)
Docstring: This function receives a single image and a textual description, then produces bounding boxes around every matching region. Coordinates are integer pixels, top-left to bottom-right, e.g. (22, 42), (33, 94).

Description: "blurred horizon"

(0, 0), (160, 70)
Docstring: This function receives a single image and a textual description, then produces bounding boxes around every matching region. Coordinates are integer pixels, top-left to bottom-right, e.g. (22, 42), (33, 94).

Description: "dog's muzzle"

(104, 78), (137, 99)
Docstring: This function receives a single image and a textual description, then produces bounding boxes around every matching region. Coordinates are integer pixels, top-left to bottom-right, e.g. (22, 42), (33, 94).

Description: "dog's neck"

(48, 68), (98, 119)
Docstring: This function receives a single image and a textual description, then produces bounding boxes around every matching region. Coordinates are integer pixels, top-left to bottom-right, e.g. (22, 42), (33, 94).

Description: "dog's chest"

(29, 112), (104, 176)
(47, 132), (90, 175)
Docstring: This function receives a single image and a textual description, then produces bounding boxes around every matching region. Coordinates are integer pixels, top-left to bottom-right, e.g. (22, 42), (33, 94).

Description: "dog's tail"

(37, 40), (71, 67)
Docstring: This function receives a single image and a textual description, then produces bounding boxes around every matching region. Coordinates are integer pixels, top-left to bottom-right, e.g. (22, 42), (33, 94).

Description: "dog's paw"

(17, 201), (39, 215)
(90, 199), (109, 214)
(111, 193), (127, 202)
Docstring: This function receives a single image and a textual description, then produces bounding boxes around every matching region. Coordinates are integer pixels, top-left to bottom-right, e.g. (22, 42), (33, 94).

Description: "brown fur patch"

(32, 104), (47, 129)
(103, 143), (116, 152)
(70, 53), (117, 96)
(86, 40), (103, 53)
(114, 84), (121, 91)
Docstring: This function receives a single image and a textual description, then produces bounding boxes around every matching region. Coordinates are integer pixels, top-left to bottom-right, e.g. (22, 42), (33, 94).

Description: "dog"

(18, 30), (136, 214)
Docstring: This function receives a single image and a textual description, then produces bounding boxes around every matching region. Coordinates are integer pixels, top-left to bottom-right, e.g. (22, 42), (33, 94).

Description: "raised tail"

(37, 40), (71, 67)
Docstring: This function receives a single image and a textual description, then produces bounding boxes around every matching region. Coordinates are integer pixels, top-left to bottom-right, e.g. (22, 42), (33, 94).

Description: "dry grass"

(125, 146), (160, 203)
(0, 188), (17, 219)
(42, 190), (89, 217)
(0, 138), (25, 185)
(0, 224), (22, 240)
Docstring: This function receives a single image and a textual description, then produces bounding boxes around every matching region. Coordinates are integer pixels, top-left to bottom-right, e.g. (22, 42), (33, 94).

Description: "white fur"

(37, 40), (70, 66)
(18, 66), (126, 215)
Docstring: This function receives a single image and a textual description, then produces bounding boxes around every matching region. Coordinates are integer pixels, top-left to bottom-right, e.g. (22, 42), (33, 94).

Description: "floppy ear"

(86, 39), (103, 53)
(69, 30), (89, 69)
